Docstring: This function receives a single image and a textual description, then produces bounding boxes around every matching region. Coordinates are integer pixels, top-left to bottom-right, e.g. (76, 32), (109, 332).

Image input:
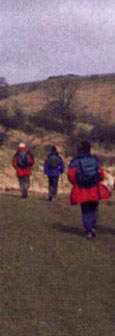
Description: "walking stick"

(60, 174), (65, 195)
(30, 173), (36, 195)
(31, 167), (40, 195)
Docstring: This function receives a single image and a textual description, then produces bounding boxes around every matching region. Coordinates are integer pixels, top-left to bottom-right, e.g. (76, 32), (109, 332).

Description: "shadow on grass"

(98, 225), (115, 235)
(0, 192), (21, 198)
(52, 222), (115, 237)
(52, 222), (84, 237)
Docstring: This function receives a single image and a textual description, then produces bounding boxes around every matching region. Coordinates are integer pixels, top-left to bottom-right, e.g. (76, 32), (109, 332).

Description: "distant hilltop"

(6, 72), (115, 125)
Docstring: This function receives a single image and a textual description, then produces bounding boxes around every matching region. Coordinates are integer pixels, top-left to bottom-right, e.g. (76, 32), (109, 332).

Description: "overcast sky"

(0, 0), (115, 84)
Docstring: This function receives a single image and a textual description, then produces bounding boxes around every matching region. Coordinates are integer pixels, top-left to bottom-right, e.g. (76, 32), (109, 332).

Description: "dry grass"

(0, 74), (115, 190)
(1, 74), (115, 120)
(73, 82), (115, 122)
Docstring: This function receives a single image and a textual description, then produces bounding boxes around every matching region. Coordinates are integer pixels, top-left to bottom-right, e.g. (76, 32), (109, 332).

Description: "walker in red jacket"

(68, 141), (110, 239)
(12, 143), (35, 198)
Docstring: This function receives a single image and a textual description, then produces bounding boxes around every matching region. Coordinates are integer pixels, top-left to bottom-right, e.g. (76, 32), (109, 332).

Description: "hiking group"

(12, 141), (111, 240)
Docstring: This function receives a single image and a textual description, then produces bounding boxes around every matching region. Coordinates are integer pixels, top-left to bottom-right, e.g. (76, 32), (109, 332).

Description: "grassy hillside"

(0, 193), (115, 336)
(0, 74), (115, 191)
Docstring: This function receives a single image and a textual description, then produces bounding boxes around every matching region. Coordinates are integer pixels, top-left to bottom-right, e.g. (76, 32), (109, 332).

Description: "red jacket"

(12, 148), (35, 177)
(68, 167), (110, 205)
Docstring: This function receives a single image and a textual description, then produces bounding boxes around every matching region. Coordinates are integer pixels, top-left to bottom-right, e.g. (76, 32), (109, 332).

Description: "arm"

(68, 156), (79, 184)
(100, 167), (106, 181)
(28, 152), (35, 167)
(12, 153), (18, 169)
(59, 157), (65, 174)
(68, 167), (78, 185)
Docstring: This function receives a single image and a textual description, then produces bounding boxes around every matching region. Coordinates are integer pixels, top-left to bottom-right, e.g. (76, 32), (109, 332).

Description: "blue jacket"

(44, 151), (64, 177)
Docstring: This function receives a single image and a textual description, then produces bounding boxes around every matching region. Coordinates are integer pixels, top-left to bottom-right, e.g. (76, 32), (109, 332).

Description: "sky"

(0, 0), (115, 84)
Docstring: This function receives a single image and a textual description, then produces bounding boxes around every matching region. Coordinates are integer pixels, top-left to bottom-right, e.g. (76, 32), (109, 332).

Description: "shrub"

(92, 123), (115, 146)
(0, 132), (7, 146)
(0, 106), (25, 130)
(0, 107), (11, 129)
(10, 108), (25, 129)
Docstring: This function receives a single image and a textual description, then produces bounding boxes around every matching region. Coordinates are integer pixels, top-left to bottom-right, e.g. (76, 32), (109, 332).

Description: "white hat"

(18, 143), (26, 148)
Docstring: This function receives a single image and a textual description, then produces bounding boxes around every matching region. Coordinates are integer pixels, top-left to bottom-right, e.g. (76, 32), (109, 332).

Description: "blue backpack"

(47, 154), (60, 169)
(17, 151), (30, 168)
(76, 156), (101, 188)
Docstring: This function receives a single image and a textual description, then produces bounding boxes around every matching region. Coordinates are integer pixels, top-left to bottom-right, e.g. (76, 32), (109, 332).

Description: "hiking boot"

(48, 196), (52, 201)
(86, 233), (93, 240)
(91, 228), (97, 237)
(52, 197), (56, 201)
(22, 191), (28, 198)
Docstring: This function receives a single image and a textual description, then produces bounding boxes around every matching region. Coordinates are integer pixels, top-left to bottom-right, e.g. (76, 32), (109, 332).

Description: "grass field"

(0, 192), (115, 336)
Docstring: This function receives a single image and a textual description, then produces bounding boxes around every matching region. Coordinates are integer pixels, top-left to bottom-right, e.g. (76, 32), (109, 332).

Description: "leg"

(18, 177), (24, 196)
(48, 177), (53, 200)
(18, 176), (30, 198)
(22, 176), (30, 197)
(90, 201), (98, 235)
(81, 201), (98, 238)
(48, 176), (59, 200)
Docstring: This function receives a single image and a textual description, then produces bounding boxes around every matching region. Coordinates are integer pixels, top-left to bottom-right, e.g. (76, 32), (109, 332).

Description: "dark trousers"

(48, 176), (59, 200)
(81, 201), (98, 234)
(18, 176), (30, 197)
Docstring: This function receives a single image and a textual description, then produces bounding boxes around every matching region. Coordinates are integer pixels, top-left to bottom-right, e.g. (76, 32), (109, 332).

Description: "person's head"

(77, 141), (91, 155)
(18, 143), (26, 150)
(51, 145), (57, 153)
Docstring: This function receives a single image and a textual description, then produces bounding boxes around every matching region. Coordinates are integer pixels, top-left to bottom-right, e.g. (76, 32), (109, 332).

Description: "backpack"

(76, 156), (101, 188)
(17, 151), (30, 168)
(47, 154), (60, 169)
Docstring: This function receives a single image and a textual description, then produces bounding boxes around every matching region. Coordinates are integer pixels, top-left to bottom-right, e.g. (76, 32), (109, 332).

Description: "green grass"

(0, 193), (115, 336)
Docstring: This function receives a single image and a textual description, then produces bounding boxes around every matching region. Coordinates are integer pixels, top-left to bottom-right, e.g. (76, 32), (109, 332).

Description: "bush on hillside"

(66, 109), (115, 155)
(73, 109), (115, 148)
(91, 123), (115, 146)
(28, 112), (63, 133)
(0, 77), (9, 99)
(0, 107), (11, 130)
(10, 108), (25, 129)
(0, 132), (7, 146)
(0, 106), (25, 130)
(76, 108), (103, 125)
(27, 82), (40, 92)
(28, 100), (76, 135)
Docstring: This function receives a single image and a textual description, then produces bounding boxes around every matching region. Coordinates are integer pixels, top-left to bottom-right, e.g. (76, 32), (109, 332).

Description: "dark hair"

(51, 146), (57, 152)
(78, 141), (91, 154)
